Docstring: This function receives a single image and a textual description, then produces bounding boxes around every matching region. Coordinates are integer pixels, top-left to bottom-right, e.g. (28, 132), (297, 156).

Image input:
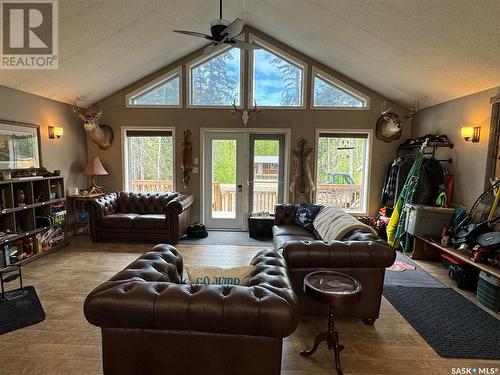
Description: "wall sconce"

(461, 126), (480, 143)
(48, 126), (64, 139)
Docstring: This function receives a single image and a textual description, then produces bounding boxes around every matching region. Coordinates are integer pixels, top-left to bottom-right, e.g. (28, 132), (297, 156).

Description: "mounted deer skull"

(375, 101), (417, 143)
(231, 100), (260, 127)
(73, 99), (114, 150)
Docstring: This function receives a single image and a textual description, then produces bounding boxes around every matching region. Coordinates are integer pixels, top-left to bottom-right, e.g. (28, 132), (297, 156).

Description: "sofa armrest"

(274, 204), (297, 225)
(84, 248), (298, 339)
(283, 240), (396, 269)
(166, 193), (194, 215)
(84, 192), (119, 218)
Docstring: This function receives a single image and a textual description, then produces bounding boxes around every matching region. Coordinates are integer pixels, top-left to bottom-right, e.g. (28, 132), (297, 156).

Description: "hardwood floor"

(0, 237), (499, 375)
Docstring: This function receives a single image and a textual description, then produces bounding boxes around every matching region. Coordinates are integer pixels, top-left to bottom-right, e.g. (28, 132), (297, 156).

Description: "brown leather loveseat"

(273, 204), (396, 325)
(85, 191), (194, 244)
(84, 245), (299, 375)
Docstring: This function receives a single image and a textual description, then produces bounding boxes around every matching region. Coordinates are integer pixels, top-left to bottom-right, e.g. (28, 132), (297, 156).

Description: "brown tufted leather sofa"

(85, 192), (194, 244)
(273, 204), (396, 325)
(84, 245), (299, 375)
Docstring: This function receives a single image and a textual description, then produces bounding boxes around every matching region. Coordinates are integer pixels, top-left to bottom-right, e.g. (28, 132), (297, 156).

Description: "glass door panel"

(249, 135), (285, 214)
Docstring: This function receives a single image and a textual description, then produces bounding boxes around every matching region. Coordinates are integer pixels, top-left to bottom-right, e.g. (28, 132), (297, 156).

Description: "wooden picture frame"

(0, 120), (42, 170)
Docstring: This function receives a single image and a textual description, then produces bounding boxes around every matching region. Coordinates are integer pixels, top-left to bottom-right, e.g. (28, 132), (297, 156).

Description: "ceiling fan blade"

(232, 40), (261, 51)
(222, 18), (244, 39)
(173, 30), (213, 40)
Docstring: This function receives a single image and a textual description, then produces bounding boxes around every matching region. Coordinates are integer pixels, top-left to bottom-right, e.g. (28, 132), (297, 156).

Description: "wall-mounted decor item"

(84, 157), (109, 195)
(72, 99), (114, 150)
(375, 101), (416, 143)
(461, 126), (481, 143)
(290, 138), (315, 204)
(231, 100), (260, 127)
(181, 129), (193, 189)
(48, 126), (64, 139)
(0, 120), (41, 169)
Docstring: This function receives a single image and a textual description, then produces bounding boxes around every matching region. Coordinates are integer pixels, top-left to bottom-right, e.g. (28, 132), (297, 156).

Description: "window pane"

(130, 75), (180, 106)
(313, 76), (364, 107)
(253, 49), (303, 106)
(212, 139), (237, 218)
(192, 49), (241, 106)
(127, 135), (173, 192)
(253, 140), (279, 213)
(316, 136), (367, 211)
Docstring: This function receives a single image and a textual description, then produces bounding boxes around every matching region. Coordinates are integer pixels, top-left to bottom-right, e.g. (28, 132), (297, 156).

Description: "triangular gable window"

(127, 68), (181, 107)
(312, 68), (369, 109)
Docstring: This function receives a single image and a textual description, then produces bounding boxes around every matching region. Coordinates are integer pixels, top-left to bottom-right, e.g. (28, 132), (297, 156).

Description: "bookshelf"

(0, 176), (69, 267)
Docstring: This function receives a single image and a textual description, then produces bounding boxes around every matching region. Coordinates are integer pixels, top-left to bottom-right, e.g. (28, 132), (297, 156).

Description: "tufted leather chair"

(273, 204), (396, 325)
(84, 245), (299, 375)
(85, 192), (194, 244)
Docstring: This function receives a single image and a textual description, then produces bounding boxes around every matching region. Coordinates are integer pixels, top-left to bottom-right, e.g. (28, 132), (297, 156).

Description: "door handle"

(237, 185), (243, 192)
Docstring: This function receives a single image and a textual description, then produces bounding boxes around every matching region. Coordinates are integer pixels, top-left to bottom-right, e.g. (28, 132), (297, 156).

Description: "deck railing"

(316, 184), (361, 209)
(131, 180), (173, 192)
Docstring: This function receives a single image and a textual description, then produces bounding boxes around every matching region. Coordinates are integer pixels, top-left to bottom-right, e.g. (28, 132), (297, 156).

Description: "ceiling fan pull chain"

(220, 0), (223, 19)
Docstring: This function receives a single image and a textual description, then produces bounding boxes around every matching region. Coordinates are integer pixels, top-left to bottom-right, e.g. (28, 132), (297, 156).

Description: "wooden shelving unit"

(412, 236), (500, 279)
(0, 176), (69, 268)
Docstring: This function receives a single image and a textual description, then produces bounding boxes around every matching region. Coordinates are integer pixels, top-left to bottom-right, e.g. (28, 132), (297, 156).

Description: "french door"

(203, 131), (286, 230)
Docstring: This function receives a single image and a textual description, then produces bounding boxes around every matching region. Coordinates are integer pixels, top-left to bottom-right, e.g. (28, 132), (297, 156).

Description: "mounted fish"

(73, 99), (114, 150)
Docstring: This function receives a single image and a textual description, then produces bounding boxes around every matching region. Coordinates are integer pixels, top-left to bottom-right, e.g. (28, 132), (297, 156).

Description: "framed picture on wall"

(0, 120), (41, 169)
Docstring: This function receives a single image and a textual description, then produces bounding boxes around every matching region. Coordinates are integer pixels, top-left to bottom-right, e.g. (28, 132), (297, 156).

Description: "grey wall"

(0, 85), (88, 192)
(412, 86), (500, 208)
(88, 27), (410, 220)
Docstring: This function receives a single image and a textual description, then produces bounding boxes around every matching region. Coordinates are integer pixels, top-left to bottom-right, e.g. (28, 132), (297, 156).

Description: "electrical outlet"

(194, 157), (199, 165)
(192, 167), (199, 174)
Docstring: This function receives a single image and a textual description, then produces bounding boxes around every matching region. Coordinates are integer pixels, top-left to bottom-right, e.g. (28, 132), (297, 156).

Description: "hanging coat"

(386, 153), (424, 248)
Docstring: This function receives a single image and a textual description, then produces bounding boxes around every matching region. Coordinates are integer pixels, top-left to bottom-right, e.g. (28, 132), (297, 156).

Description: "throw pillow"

(294, 203), (322, 232)
(185, 265), (253, 286)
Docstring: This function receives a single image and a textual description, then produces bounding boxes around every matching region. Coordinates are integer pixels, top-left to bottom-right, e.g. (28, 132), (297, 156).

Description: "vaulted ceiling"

(1, 0), (499, 108)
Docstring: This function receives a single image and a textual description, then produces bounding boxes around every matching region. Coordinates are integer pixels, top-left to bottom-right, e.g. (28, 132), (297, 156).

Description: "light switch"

(192, 167), (199, 174)
(194, 157), (199, 165)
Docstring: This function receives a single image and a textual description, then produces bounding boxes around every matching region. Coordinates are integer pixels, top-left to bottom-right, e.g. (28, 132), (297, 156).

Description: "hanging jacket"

(413, 158), (444, 205)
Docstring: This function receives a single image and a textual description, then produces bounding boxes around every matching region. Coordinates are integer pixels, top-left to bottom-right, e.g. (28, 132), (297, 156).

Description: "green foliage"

(128, 136), (173, 181)
(212, 139), (236, 184)
(132, 76), (179, 105)
(316, 137), (366, 185)
(267, 54), (301, 106)
(192, 49), (240, 105)
(254, 140), (278, 156)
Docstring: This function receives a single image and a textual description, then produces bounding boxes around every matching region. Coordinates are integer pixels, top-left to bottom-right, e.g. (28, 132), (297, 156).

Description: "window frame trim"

(311, 67), (370, 110)
(248, 34), (308, 110)
(121, 126), (176, 192)
(125, 67), (183, 108)
(186, 45), (244, 109)
(314, 128), (373, 216)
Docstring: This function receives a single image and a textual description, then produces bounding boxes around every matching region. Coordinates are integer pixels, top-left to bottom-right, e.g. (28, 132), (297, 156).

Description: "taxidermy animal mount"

(375, 101), (417, 143)
(290, 138), (315, 204)
(73, 99), (114, 150)
(181, 129), (193, 189)
(231, 100), (260, 127)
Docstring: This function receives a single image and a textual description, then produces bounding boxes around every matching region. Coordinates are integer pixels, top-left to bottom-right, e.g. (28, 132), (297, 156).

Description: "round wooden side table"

(300, 271), (362, 375)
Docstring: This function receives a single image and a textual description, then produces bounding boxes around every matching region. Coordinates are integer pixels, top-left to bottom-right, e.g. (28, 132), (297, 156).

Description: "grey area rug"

(383, 286), (500, 359)
(384, 251), (446, 288)
(179, 231), (273, 247)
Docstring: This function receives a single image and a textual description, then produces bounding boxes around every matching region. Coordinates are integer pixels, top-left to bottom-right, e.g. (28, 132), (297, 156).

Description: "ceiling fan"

(173, 0), (260, 55)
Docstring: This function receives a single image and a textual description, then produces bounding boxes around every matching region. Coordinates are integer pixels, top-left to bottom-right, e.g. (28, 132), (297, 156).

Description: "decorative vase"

(17, 189), (25, 206)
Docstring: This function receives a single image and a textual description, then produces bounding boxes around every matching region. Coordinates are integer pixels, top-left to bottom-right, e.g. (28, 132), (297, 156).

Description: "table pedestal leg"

(300, 305), (344, 375)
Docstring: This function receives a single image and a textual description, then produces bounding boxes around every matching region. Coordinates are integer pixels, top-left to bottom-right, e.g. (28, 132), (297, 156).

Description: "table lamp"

(84, 157), (108, 195)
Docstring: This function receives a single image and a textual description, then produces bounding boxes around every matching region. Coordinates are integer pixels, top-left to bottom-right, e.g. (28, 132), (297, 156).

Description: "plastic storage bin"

(404, 204), (455, 236)
(476, 271), (500, 312)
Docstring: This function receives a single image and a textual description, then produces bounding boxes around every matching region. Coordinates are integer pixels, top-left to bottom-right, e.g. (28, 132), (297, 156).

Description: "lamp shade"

(84, 157), (108, 176)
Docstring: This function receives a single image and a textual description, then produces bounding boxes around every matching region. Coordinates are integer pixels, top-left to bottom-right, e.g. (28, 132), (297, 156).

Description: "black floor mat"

(0, 286), (46, 335)
(383, 286), (500, 360)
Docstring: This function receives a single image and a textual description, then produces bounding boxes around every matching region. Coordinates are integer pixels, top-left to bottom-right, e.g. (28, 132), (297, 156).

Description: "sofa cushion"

(273, 224), (314, 237)
(101, 213), (140, 229)
(117, 192), (177, 214)
(294, 203), (322, 232)
(274, 234), (316, 250)
(131, 214), (166, 229)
